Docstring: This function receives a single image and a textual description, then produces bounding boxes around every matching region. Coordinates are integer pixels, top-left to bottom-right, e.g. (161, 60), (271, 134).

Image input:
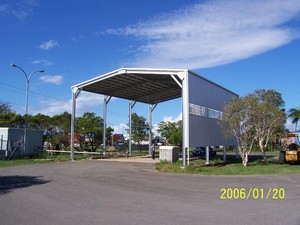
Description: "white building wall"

(188, 71), (238, 147)
(0, 128), (43, 158)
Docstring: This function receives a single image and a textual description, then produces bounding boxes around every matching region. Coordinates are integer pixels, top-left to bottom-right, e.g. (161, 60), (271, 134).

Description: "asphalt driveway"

(0, 159), (299, 225)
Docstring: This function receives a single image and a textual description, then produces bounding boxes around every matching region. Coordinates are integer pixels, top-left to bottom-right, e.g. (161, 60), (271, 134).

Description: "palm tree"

(288, 107), (300, 131)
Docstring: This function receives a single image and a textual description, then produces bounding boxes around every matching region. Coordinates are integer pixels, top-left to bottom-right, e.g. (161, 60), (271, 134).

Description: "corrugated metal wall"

(0, 128), (43, 158)
(188, 72), (238, 147)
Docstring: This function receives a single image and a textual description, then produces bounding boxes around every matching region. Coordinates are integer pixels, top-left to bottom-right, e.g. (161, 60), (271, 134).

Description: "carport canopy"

(70, 68), (189, 166)
(72, 68), (186, 104)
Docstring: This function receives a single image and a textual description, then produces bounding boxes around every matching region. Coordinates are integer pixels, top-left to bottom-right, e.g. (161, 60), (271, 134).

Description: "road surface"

(0, 159), (299, 225)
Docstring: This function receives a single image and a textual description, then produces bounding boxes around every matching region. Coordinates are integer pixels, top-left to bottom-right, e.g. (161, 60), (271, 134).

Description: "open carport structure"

(70, 68), (238, 167)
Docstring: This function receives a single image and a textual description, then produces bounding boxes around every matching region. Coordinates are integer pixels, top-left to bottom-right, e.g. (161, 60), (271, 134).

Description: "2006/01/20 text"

(220, 188), (285, 200)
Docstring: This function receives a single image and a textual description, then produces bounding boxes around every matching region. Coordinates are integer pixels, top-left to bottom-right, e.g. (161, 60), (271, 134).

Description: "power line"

(0, 81), (67, 101)
(0, 81), (131, 117)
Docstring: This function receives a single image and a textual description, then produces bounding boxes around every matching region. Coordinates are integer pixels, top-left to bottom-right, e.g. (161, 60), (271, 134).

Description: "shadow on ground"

(0, 176), (51, 195)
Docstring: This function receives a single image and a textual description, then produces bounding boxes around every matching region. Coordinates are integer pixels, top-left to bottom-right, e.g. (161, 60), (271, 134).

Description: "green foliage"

(221, 89), (286, 166)
(128, 113), (148, 144)
(0, 101), (14, 114)
(45, 132), (70, 149)
(222, 96), (257, 163)
(156, 155), (300, 175)
(76, 112), (113, 150)
(250, 89), (285, 108)
(0, 112), (24, 127)
(157, 120), (182, 147)
(76, 112), (102, 134)
(157, 121), (176, 141)
(27, 113), (52, 130)
(0, 110), (114, 152)
(253, 100), (285, 157)
(52, 111), (71, 133)
(288, 107), (300, 131)
(0, 152), (91, 167)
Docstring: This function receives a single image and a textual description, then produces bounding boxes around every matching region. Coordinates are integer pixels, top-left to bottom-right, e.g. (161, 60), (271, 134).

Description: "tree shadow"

(0, 176), (51, 195)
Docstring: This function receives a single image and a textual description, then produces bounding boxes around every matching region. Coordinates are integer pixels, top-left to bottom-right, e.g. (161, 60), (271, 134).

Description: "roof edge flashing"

(117, 69), (127, 74)
(119, 68), (187, 76)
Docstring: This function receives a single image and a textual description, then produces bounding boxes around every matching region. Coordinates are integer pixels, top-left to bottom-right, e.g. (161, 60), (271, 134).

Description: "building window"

(189, 103), (223, 120)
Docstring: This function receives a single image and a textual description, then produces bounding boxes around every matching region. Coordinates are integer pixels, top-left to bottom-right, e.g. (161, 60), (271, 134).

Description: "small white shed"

(0, 127), (43, 159)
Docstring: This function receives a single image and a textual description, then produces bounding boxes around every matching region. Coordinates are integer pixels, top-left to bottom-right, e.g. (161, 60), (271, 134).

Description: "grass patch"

(0, 152), (90, 167)
(130, 150), (149, 157)
(156, 157), (300, 175)
(0, 150), (151, 167)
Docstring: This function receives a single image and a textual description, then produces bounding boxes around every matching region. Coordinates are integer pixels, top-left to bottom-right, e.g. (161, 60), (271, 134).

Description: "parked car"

(192, 147), (216, 157)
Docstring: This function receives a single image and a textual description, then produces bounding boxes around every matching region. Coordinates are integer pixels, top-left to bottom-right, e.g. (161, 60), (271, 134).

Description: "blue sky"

(1, 0), (300, 133)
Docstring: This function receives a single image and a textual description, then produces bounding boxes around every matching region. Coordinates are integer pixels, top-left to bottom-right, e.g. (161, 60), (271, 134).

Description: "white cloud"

(150, 113), (182, 137)
(32, 59), (53, 66)
(76, 92), (104, 113)
(39, 40), (59, 50)
(32, 92), (105, 117)
(105, 0), (300, 69)
(286, 118), (297, 132)
(0, 0), (39, 20)
(111, 123), (128, 134)
(71, 35), (83, 42)
(34, 98), (71, 116)
(40, 75), (63, 85)
(163, 112), (182, 123)
(0, 4), (8, 13)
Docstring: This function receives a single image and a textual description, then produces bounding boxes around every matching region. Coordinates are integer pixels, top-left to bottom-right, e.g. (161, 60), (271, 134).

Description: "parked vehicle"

(192, 147), (216, 157)
(279, 133), (300, 164)
(152, 136), (165, 146)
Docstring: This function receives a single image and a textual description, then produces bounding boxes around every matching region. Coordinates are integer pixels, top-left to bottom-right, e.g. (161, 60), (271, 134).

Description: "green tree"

(157, 120), (182, 148)
(46, 112), (72, 148)
(221, 96), (257, 166)
(128, 113), (148, 145)
(45, 132), (69, 150)
(250, 89), (285, 108)
(0, 101), (14, 114)
(0, 112), (24, 127)
(76, 112), (113, 151)
(253, 102), (285, 161)
(52, 111), (71, 133)
(222, 89), (286, 166)
(27, 113), (52, 130)
(251, 89), (286, 161)
(288, 107), (300, 131)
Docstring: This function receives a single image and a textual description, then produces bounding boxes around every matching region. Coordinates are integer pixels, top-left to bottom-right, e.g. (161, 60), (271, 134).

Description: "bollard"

(152, 148), (155, 159)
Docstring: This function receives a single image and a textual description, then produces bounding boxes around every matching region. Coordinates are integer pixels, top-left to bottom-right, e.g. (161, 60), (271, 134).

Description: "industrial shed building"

(70, 68), (238, 166)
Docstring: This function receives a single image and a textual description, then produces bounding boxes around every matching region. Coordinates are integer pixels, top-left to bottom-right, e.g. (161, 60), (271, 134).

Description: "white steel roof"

(72, 68), (187, 105)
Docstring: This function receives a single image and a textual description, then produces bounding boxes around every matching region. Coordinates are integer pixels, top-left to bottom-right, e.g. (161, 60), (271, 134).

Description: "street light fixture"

(11, 64), (44, 114)
(11, 63), (44, 156)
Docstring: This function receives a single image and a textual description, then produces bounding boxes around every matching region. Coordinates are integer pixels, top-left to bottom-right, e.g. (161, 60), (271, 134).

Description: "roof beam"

(170, 74), (182, 88)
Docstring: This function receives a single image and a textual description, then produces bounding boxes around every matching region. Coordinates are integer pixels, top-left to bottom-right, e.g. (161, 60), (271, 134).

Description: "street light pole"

(11, 64), (44, 156)
(11, 64), (44, 115)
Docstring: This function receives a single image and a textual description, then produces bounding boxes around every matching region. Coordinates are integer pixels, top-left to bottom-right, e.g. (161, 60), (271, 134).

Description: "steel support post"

(223, 146), (227, 161)
(148, 104), (157, 155)
(181, 72), (189, 167)
(103, 96), (111, 155)
(71, 88), (81, 161)
(129, 101), (136, 156)
(206, 146), (210, 164)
